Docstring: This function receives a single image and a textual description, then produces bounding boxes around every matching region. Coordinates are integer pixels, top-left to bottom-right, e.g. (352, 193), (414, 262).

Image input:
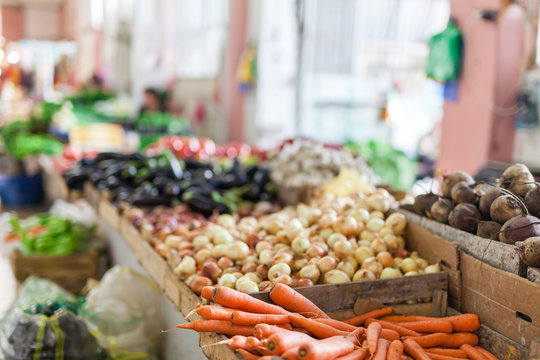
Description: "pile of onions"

(157, 195), (439, 294)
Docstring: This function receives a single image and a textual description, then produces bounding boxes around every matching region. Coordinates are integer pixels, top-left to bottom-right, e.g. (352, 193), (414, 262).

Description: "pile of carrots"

(175, 284), (498, 360)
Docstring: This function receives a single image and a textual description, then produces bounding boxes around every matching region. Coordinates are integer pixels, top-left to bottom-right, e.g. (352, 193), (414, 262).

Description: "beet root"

(479, 188), (505, 219)
(476, 221), (502, 240)
(451, 181), (478, 204)
(490, 195), (525, 224)
(414, 193), (440, 217)
(448, 203), (481, 233)
(499, 215), (540, 244)
(499, 163), (535, 198)
(430, 198), (454, 223)
(442, 171), (474, 198)
(515, 237), (540, 266)
(524, 185), (540, 218)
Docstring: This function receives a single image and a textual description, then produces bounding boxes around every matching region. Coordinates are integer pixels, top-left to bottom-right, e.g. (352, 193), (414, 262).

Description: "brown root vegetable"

(524, 184), (540, 218)
(442, 171), (474, 198)
(451, 181), (478, 204)
(448, 203), (481, 233)
(515, 237), (540, 266)
(479, 188), (505, 219)
(430, 199), (454, 223)
(413, 193), (440, 216)
(490, 195), (525, 224)
(499, 163), (535, 197)
(476, 221), (502, 240)
(474, 182), (494, 197)
(499, 215), (540, 244)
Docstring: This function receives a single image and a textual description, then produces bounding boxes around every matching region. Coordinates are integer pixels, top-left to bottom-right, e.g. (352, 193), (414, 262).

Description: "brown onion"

(217, 257), (234, 270)
(190, 276), (212, 295)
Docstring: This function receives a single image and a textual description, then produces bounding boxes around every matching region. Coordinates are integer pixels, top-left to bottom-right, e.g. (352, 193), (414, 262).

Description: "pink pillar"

(224, 0), (248, 142)
(436, 1), (525, 175)
(2, 5), (24, 42)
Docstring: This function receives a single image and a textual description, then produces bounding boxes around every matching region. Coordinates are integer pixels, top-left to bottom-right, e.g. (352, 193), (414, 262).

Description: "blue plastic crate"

(0, 173), (44, 206)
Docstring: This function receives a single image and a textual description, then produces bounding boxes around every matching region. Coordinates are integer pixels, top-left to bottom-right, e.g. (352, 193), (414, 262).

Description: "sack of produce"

(0, 277), (104, 360)
(81, 266), (162, 360)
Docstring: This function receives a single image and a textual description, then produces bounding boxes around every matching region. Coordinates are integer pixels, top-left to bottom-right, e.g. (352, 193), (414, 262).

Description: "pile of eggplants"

(63, 152), (277, 217)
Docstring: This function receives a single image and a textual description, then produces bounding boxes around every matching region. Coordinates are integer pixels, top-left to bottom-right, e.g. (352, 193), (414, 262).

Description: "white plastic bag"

(49, 199), (98, 228)
(82, 266), (162, 360)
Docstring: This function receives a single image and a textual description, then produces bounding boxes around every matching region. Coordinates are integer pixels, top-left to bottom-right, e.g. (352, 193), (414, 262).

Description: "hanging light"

(7, 50), (19, 64)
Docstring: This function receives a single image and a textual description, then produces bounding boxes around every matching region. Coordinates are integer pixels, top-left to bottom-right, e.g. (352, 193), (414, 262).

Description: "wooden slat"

(400, 209), (525, 275)
(250, 272), (447, 313)
(476, 325), (529, 360)
(84, 182), (101, 210)
(99, 198), (120, 231)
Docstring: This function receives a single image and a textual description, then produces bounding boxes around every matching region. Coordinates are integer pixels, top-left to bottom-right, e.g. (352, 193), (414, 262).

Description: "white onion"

(224, 241), (250, 260)
(380, 268), (402, 279)
(319, 228), (333, 240)
(194, 249), (212, 264)
(376, 251), (394, 268)
(299, 264), (320, 283)
(367, 218), (385, 232)
(214, 229), (234, 245)
(193, 235), (211, 249)
(217, 273), (237, 288)
(323, 269), (351, 284)
(400, 258), (419, 273)
(353, 269), (376, 281)
(235, 277), (259, 293)
(276, 246), (292, 254)
(273, 274), (293, 286)
(174, 256), (196, 280)
(242, 272), (262, 284)
(217, 214), (236, 228)
(314, 241), (329, 252)
(337, 261), (355, 278)
(292, 236), (311, 254)
(404, 271), (419, 276)
(378, 227), (394, 238)
(351, 208), (370, 223)
(354, 246), (374, 265)
(383, 234), (399, 252)
(259, 250), (273, 265)
(337, 216), (358, 236)
(397, 236), (405, 249)
(255, 241), (272, 255)
(317, 256), (338, 273)
(416, 258), (429, 270)
(385, 213), (407, 235)
(424, 263), (441, 273)
(392, 257), (403, 269)
(268, 263), (292, 281)
(333, 239), (354, 258)
(358, 239), (371, 248)
(370, 238), (387, 254)
(360, 231), (377, 242)
(272, 252), (293, 266)
(306, 244), (326, 258)
(361, 257), (383, 275)
(165, 235), (183, 248)
(327, 233), (347, 248)
(276, 231), (291, 244)
(185, 274), (197, 287)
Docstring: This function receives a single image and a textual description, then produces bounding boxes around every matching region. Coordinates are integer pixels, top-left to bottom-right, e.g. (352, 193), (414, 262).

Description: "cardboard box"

(460, 251), (540, 348)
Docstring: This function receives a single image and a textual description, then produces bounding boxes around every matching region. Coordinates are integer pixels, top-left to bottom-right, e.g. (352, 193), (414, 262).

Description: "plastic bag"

(49, 199), (99, 228)
(0, 277), (104, 360)
(82, 266), (162, 360)
(425, 21), (463, 82)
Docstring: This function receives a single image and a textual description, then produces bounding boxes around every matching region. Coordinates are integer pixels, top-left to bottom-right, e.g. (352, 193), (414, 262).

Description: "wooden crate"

(9, 248), (101, 294)
(99, 197), (121, 231)
(399, 209), (526, 276)
(460, 251), (540, 350)
(84, 182), (101, 210)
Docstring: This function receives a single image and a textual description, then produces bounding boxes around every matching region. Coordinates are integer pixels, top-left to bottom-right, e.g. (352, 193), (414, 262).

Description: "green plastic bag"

(425, 21), (463, 82)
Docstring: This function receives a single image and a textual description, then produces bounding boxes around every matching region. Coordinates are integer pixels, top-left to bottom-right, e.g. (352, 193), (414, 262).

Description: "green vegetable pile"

(345, 140), (417, 191)
(136, 112), (191, 149)
(10, 214), (96, 255)
(1, 121), (63, 159)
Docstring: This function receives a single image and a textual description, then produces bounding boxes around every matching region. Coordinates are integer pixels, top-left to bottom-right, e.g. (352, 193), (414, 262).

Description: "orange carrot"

(289, 314), (348, 339)
(365, 319), (421, 337)
(426, 354), (470, 360)
(382, 314), (480, 332)
(221, 335), (249, 350)
(232, 310), (291, 326)
(201, 286), (214, 300)
(424, 348), (467, 358)
(259, 356), (283, 360)
(404, 333), (479, 348)
(313, 318), (357, 332)
(372, 338), (391, 360)
(366, 322), (382, 354)
(380, 328), (400, 342)
(298, 335), (356, 360)
(195, 305), (235, 320)
(212, 286), (289, 315)
(281, 346), (301, 360)
(270, 283), (329, 318)
(475, 347), (498, 360)
(387, 340), (404, 360)
(399, 320), (453, 334)
(245, 336), (262, 349)
(343, 307), (393, 326)
(236, 349), (259, 360)
(176, 320), (254, 336)
(460, 344), (488, 360)
(335, 348), (368, 360)
(266, 331), (315, 355)
(403, 339), (431, 360)
(253, 324), (293, 340)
